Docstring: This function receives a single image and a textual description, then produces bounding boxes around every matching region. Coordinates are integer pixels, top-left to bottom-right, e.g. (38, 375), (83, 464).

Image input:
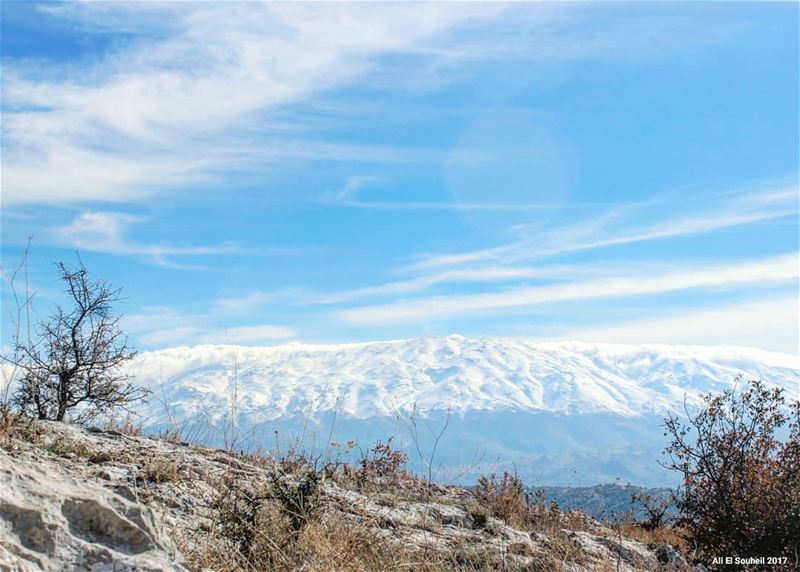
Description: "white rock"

(0, 448), (186, 572)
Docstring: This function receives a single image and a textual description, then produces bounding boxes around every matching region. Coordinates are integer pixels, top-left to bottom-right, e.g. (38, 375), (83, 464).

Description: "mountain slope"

(130, 335), (798, 420)
(127, 336), (799, 486)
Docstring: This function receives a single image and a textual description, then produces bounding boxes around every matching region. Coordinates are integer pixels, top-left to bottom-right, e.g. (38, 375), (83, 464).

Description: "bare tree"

(10, 259), (148, 423)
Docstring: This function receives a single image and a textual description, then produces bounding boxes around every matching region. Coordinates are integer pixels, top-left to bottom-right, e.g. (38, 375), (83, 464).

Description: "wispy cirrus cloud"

(2, 2), (747, 208)
(201, 325), (297, 345)
(314, 183), (797, 306)
(2, 3), (501, 206)
(50, 211), (238, 268)
(124, 305), (296, 348)
(318, 264), (607, 304)
(404, 184), (798, 272)
(323, 175), (591, 211)
(338, 253), (799, 325)
(546, 296), (800, 355)
(213, 289), (311, 313)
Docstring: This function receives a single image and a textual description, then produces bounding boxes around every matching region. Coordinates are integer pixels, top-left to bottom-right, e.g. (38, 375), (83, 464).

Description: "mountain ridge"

(123, 336), (798, 486)
(130, 335), (799, 421)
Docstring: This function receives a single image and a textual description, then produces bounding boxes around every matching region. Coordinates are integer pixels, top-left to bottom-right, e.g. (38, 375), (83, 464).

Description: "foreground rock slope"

(1, 421), (693, 571)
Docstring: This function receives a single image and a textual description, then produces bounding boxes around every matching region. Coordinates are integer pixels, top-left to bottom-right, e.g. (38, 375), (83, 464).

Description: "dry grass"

(176, 459), (531, 572)
(101, 415), (144, 436)
(471, 472), (593, 538)
(1, 417), (693, 572)
(0, 409), (45, 450)
(141, 456), (181, 484)
(542, 533), (592, 568)
(41, 435), (94, 458)
(173, 447), (685, 572)
(619, 522), (688, 552)
(183, 511), (518, 572)
(181, 486), (424, 572)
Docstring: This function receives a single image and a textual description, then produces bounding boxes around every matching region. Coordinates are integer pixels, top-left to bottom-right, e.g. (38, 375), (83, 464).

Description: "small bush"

(0, 410), (45, 450)
(473, 471), (529, 527)
(142, 457), (180, 484)
(102, 415), (144, 436)
(339, 437), (410, 492)
(42, 436), (93, 458)
(210, 471), (270, 569)
(269, 466), (325, 533)
(358, 438), (408, 479)
(663, 378), (800, 570)
(467, 503), (490, 530)
(631, 491), (671, 531)
(158, 426), (184, 444)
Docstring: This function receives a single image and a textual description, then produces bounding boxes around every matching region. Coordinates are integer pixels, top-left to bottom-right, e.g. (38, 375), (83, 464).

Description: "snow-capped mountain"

(128, 336), (799, 486)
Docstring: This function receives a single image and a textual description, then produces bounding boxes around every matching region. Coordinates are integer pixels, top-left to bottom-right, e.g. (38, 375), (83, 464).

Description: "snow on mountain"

(129, 335), (798, 422)
(127, 336), (799, 486)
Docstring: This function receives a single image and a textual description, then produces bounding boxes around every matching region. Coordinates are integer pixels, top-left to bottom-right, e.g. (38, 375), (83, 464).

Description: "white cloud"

(213, 289), (308, 313)
(2, 3), (500, 205)
(406, 184), (799, 272)
(50, 211), (238, 267)
(3, 3), (749, 207)
(547, 296), (800, 355)
(138, 324), (296, 347)
(318, 264), (600, 304)
(199, 325), (297, 345)
(124, 305), (296, 348)
(325, 175), (580, 211)
(338, 253), (800, 325)
(138, 326), (199, 348)
(329, 175), (383, 202)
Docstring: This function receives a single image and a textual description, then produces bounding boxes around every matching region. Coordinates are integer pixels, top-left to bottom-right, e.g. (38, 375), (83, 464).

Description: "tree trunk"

(56, 373), (69, 421)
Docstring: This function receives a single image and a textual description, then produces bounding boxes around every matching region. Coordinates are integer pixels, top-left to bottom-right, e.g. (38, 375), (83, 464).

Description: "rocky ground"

(0, 420), (696, 571)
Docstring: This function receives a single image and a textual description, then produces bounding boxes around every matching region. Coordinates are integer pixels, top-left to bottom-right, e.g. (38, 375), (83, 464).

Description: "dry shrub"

(42, 435), (93, 458)
(141, 456), (180, 484)
(473, 471), (529, 528)
(152, 424), (181, 443)
(334, 437), (410, 492)
(357, 438), (408, 480)
(0, 409), (45, 450)
(198, 465), (326, 570)
(0, 406), (14, 444)
(631, 491), (672, 531)
(467, 503), (490, 530)
(269, 466), (325, 533)
(527, 490), (572, 534)
(102, 414), (144, 436)
(619, 523), (687, 553)
(208, 472), (271, 569)
(184, 465), (432, 572)
(663, 378), (800, 570)
(472, 471), (564, 533)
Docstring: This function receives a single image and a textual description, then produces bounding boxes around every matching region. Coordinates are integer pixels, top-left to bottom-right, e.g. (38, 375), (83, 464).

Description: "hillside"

(0, 420), (693, 572)
(535, 484), (675, 523)
(125, 336), (799, 486)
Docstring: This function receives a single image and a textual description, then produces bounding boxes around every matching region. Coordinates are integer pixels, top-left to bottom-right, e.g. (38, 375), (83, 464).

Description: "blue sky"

(1, 2), (798, 353)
